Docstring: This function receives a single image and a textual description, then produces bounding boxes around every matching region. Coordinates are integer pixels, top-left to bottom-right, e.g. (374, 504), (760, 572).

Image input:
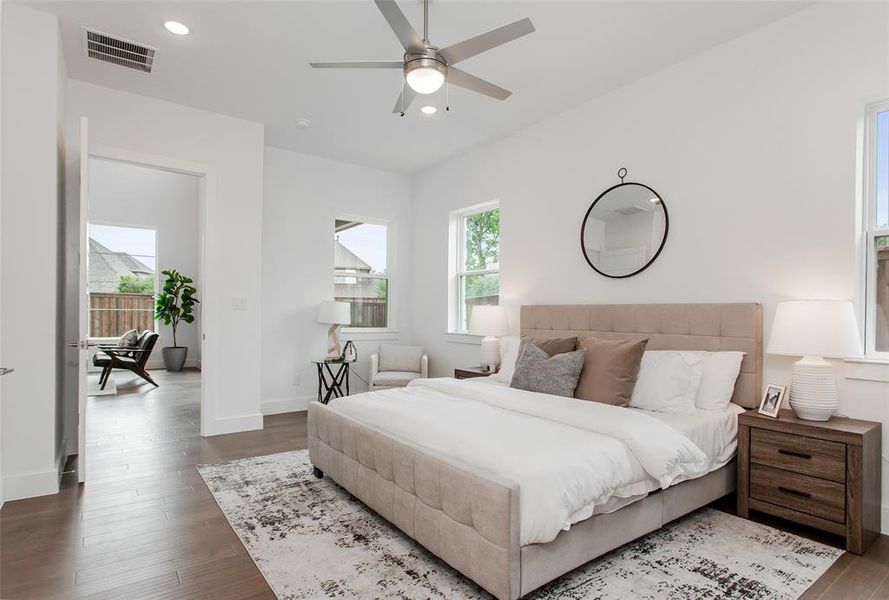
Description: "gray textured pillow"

(118, 329), (139, 348)
(509, 341), (586, 397)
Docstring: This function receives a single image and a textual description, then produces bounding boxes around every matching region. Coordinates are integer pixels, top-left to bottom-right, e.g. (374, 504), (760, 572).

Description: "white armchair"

(370, 344), (428, 391)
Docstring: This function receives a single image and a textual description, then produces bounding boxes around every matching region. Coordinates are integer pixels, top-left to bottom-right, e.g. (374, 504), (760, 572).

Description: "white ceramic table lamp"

(766, 300), (863, 421)
(318, 301), (351, 360)
(469, 305), (509, 372)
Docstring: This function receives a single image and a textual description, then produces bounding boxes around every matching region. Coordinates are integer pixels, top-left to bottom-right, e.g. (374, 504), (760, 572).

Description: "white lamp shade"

(468, 305), (509, 337)
(318, 301), (351, 325)
(767, 300), (862, 358)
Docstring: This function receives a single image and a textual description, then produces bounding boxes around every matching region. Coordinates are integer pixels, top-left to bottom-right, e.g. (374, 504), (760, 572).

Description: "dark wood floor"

(1, 369), (886, 599)
(0, 369), (295, 599)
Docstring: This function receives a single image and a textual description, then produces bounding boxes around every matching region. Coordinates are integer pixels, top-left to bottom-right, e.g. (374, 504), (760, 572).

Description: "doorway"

(63, 138), (212, 485)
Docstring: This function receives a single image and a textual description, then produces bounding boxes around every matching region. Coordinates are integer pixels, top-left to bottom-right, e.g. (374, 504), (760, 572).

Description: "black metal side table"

(312, 359), (356, 404)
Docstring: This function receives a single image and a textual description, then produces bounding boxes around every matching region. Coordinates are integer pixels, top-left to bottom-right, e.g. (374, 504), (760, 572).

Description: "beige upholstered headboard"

(520, 303), (763, 408)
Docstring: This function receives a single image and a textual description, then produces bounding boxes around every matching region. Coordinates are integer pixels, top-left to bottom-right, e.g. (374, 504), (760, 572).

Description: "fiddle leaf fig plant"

(155, 269), (199, 348)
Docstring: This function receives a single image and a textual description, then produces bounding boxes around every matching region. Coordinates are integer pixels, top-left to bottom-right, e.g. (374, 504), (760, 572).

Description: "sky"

(336, 222), (387, 273)
(89, 223), (157, 270)
(877, 110), (888, 229)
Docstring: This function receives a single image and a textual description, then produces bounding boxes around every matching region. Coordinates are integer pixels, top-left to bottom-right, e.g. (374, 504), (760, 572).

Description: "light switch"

(232, 296), (248, 310)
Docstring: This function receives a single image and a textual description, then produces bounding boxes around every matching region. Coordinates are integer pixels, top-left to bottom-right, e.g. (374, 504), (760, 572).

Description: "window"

(864, 102), (889, 357)
(452, 202), (500, 332)
(334, 219), (390, 329)
(88, 223), (157, 338)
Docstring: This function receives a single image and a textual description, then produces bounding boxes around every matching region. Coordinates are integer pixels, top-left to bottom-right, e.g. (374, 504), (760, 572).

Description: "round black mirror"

(581, 170), (669, 278)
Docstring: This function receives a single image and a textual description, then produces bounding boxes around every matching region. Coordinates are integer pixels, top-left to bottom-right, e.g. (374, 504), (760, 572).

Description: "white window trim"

(859, 99), (889, 361)
(86, 220), (159, 340)
(449, 200), (500, 334)
(335, 214), (396, 335)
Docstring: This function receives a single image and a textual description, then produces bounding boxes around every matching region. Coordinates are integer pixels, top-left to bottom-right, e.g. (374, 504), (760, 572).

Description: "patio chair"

(93, 331), (160, 389)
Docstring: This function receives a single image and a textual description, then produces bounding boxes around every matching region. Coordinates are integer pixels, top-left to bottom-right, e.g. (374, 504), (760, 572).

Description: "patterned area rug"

(197, 450), (841, 600)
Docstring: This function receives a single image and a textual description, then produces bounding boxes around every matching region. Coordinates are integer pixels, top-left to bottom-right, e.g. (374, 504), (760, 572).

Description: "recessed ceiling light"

(420, 105), (437, 115)
(294, 118), (311, 129)
(163, 21), (190, 35)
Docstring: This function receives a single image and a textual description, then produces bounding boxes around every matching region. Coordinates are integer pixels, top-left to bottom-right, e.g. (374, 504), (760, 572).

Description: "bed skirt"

(308, 401), (736, 600)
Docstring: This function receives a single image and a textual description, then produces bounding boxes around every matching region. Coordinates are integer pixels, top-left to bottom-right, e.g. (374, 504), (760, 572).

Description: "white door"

(76, 117), (89, 483)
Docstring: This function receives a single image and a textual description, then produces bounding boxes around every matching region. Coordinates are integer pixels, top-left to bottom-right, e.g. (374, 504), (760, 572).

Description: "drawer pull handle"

(778, 486), (812, 499)
(778, 449), (811, 459)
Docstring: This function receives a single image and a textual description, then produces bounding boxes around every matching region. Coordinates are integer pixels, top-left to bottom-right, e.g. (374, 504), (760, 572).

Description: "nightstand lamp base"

(789, 355), (839, 421)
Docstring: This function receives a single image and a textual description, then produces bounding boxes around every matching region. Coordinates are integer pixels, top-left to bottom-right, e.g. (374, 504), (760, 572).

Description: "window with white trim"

(334, 219), (390, 329)
(864, 101), (889, 357)
(451, 202), (500, 333)
(87, 223), (157, 338)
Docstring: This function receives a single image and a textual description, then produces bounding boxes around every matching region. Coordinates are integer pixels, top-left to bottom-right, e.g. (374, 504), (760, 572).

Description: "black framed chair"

(93, 331), (160, 389)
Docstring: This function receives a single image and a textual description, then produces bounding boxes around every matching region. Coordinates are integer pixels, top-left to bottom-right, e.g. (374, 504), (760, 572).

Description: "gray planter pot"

(162, 346), (188, 372)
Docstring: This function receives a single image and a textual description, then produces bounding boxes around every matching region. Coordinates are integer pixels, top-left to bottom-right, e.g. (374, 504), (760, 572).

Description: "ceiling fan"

(310, 0), (535, 115)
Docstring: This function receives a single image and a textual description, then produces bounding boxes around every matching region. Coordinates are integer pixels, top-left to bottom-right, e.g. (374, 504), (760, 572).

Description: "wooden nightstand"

(737, 409), (882, 554)
(454, 366), (494, 380)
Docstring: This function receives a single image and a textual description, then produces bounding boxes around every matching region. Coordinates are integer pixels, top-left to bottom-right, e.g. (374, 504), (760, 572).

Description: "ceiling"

(29, 1), (808, 173)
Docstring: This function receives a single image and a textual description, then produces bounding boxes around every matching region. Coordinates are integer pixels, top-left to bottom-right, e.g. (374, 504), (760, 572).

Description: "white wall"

(410, 3), (889, 529)
(88, 158), (202, 368)
(1, 0), (6, 509)
(67, 80), (265, 437)
(0, 3), (67, 500)
(261, 147), (413, 414)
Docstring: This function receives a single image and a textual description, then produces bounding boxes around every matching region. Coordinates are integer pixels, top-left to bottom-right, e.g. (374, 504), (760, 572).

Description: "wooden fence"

(878, 248), (889, 352)
(90, 292), (155, 338)
(336, 297), (388, 328)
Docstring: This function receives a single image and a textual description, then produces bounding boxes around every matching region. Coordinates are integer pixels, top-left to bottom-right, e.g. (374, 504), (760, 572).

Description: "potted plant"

(155, 269), (199, 371)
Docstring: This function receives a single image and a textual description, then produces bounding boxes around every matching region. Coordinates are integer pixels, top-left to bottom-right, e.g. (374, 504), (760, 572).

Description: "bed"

(308, 303), (763, 599)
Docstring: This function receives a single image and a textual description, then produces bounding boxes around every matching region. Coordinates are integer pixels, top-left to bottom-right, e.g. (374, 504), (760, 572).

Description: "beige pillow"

(378, 344), (425, 372)
(519, 336), (578, 357)
(574, 337), (648, 406)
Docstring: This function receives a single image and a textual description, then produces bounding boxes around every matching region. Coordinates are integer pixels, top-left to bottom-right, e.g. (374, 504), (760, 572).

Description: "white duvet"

(326, 377), (718, 545)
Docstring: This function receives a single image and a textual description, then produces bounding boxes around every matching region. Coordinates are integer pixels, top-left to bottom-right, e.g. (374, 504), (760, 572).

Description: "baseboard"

(203, 413), (263, 437)
(2, 469), (60, 501)
(88, 358), (200, 373)
(262, 396), (312, 415)
(145, 357), (200, 371)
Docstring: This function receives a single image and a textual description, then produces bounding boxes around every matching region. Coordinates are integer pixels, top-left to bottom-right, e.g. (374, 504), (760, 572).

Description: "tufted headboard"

(520, 303), (763, 408)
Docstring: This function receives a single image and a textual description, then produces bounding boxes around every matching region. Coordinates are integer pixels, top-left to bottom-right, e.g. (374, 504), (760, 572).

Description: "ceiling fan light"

(406, 67), (445, 95)
(163, 20), (190, 35)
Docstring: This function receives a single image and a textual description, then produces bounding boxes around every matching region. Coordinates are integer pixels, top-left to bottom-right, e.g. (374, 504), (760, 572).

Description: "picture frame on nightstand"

(758, 384), (785, 418)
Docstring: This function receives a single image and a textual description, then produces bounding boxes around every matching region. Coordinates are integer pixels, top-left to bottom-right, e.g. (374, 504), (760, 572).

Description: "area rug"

(197, 450), (842, 600)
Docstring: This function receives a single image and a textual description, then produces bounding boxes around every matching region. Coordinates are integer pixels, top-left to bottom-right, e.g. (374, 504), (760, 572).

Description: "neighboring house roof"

(334, 239), (372, 273)
(89, 238), (154, 293)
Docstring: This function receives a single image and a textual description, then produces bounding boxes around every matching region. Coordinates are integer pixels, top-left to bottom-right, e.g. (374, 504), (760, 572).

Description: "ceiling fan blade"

(438, 18), (535, 65)
(309, 61), (403, 69)
(392, 81), (417, 114)
(447, 67), (511, 101)
(374, 0), (423, 52)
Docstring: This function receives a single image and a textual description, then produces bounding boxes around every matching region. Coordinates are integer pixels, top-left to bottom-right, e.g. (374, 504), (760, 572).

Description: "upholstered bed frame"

(308, 303), (763, 599)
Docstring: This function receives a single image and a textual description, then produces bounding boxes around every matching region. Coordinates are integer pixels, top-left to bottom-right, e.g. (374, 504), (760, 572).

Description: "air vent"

(615, 205), (652, 216)
(82, 27), (157, 73)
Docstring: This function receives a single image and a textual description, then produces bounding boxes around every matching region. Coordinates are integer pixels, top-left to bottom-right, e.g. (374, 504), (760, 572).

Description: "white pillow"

(491, 336), (521, 383)
(629, 351), (705, 415)
(695, 351), (745, 411)
(378, 345), (424, 372)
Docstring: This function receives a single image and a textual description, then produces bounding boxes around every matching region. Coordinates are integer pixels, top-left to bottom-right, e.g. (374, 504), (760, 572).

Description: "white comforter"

(327, 378), (714, 545)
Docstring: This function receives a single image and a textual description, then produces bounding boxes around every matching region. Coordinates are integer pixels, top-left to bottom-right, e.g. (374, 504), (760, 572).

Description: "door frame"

(88, 143), (217, 437)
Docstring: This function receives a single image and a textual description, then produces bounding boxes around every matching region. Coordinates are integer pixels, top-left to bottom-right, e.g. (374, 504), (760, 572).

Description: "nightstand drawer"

(750, 463), (846, 523)
(751, 428), (846, 483)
